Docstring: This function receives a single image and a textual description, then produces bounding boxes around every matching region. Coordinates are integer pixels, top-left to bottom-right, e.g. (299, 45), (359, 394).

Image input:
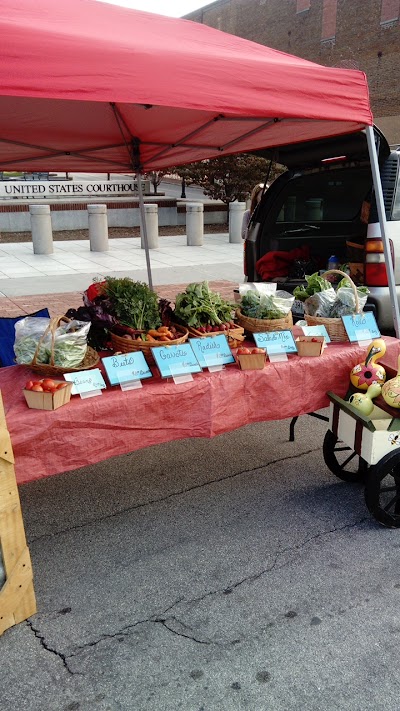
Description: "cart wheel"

(323, 430), (369, 483)
(365, 450), (400, 528)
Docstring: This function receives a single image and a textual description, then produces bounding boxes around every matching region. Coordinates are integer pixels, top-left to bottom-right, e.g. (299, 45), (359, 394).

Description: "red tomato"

(31, 384), (43, 392)
(237, 347), (251, 355)
(42, 379), (56, 391)
(56, 382), (68, 390)
(25, 380), (34, 390)
(251, 348), (265, 354)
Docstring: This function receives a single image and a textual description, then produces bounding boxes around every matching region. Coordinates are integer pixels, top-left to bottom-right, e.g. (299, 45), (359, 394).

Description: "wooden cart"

(324, 363), (400, 527)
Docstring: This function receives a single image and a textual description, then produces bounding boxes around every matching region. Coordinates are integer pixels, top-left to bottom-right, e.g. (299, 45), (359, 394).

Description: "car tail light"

(364, 238), (394, 287)
(243, 240), (248, 277)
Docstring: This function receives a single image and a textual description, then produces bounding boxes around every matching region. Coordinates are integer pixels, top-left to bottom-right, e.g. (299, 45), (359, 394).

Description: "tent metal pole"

(136, 171), (154, 291)
(366, 125), (400, 338)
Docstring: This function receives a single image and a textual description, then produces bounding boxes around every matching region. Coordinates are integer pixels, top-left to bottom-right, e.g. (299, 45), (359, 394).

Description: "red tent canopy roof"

(0, 0), (373, 171)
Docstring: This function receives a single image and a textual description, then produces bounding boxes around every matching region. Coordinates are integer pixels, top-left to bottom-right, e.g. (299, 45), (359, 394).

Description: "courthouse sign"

(0, 180), (150, 199)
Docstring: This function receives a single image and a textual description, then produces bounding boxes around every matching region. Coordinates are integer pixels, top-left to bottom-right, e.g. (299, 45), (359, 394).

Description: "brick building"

(185, 0), (400, 145)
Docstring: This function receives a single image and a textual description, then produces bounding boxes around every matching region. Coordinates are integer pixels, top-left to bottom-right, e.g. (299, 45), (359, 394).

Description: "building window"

(296, 0), (310, 12)
(381, 0), (400, 24)
(321, 0), (337, 40)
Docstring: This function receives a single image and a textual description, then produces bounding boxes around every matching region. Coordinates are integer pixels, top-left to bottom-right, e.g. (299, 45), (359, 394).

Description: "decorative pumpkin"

(348, 383), (382, 416)
(382, 355), (400, 408)
(350, 339), (387, 391)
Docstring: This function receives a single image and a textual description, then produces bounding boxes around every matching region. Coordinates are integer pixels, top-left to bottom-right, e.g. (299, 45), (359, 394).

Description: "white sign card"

(64, 368), (107, 398)
(102, 352), (152, 388)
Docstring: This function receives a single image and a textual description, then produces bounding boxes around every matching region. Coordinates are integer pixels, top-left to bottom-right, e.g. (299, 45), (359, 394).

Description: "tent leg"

(366, 126), (400, 338)
(136, 171), (154, 291)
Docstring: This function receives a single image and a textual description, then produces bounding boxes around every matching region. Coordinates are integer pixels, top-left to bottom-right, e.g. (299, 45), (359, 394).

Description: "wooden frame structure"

(0, 391), (36, 635)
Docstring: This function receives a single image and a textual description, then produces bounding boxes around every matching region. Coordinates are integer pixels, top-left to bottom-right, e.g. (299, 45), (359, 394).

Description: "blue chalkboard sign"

(102, 352), (152, 386)
(151, 343), (202, 378)
(253, 330), (298, 354)
(190, 335), (235, 369)
(342, 312), (380, 342)
(301, 325), (331, 344)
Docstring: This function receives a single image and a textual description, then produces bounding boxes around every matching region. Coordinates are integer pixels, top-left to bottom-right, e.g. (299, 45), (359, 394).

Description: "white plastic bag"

(14, 317), (91, 367)
(14, 317), (52, 364)
(303, 288), (336, 317)
(329, 286), (369, 318)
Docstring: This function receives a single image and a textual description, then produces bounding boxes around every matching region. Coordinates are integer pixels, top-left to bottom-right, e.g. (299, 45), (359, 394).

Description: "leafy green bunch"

(293, 272), (332, 302)
(103, 277), (161, 331)
(240, 291), (286, 319)
(174, 282), (234, 327)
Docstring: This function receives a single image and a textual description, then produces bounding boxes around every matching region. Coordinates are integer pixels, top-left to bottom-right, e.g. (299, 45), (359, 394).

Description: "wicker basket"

(187, 324), (244, 339)
(110, 326), (189, 365)
(304, 269), (360, 343)
(235, 308), (293, 334)
(27, 315), (100, 376)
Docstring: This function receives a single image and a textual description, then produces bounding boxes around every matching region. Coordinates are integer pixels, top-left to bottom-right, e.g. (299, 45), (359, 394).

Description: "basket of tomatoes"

(236, 346), (266, 370)
(23, 378), (73, 410)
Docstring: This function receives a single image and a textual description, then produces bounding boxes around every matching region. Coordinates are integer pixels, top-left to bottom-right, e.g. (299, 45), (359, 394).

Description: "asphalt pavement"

(1, 230), (400, 710)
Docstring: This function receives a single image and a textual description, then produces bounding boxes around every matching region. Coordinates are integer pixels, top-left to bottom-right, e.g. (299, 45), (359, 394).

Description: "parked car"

(244, 127), (400, 331)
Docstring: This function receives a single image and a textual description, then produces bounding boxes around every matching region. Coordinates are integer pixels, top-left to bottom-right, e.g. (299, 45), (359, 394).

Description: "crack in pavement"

(24, 597), (185, 670)
(34, 517), (368, 663)
(26, 619), (79, 676)
(152, 615), (215, 646)
(28, 446), (320, 544)
(184, 516), (370, 606)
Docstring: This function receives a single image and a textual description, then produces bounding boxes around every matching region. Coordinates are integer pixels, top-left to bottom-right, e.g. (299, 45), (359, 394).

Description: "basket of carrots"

(110, 324), (189, 364)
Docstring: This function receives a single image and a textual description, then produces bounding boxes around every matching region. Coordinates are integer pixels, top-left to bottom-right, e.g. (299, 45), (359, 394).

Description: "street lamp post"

(181, 176), (186, 199)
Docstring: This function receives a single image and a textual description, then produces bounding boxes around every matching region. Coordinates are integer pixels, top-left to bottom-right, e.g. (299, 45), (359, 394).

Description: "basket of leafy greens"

(174, 282), (243, 340)
(302, 269), (367, 342)
(236, 290), (294, 333)
(14, 315), (99, 375)
(95, 278), (188, 361)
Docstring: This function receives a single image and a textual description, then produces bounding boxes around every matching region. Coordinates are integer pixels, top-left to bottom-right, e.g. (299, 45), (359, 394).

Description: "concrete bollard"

(88, 204), (109, 252)
(229, 201), (246, 244)
(29, 204), (53, 254)
(140, 203), (159, 249)
(186, 202), (204, 246)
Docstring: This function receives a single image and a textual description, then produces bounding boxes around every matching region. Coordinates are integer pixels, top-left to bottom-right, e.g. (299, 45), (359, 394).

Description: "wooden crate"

(0, 391), (36, 635)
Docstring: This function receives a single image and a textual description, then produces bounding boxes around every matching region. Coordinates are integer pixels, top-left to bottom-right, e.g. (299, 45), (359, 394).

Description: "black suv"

(244, 127), (400, 330)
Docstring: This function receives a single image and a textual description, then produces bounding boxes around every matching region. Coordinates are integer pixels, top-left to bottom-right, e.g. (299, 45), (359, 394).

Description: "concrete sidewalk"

(0, 232), (242, 316)
(0, 233), (243, 298)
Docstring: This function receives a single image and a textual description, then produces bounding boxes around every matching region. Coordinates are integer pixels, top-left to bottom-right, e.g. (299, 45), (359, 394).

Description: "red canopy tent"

(2, 0), (398, 335)
(0, 0), (372, 174)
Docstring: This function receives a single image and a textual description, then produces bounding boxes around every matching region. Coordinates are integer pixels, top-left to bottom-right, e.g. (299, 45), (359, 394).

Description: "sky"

(97, 0), (209, 17)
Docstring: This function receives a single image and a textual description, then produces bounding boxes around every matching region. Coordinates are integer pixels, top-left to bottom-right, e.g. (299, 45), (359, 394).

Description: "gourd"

(348, 383), (381, 416)
(350, 339), (386, 391)
(382, 355), (400, 408)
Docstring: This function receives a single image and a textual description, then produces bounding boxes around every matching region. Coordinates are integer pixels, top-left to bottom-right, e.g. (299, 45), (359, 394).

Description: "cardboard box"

(296, 336), (325, 357)
(237, 353), (266, 370)
(23, 381), (73, 410)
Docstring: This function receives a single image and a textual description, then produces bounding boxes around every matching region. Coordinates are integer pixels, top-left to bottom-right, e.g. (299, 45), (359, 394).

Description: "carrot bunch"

(143, 326), (179, 342)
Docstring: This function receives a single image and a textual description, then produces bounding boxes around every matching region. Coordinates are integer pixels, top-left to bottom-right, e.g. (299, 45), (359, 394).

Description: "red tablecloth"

(1, 336), (399, 484)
